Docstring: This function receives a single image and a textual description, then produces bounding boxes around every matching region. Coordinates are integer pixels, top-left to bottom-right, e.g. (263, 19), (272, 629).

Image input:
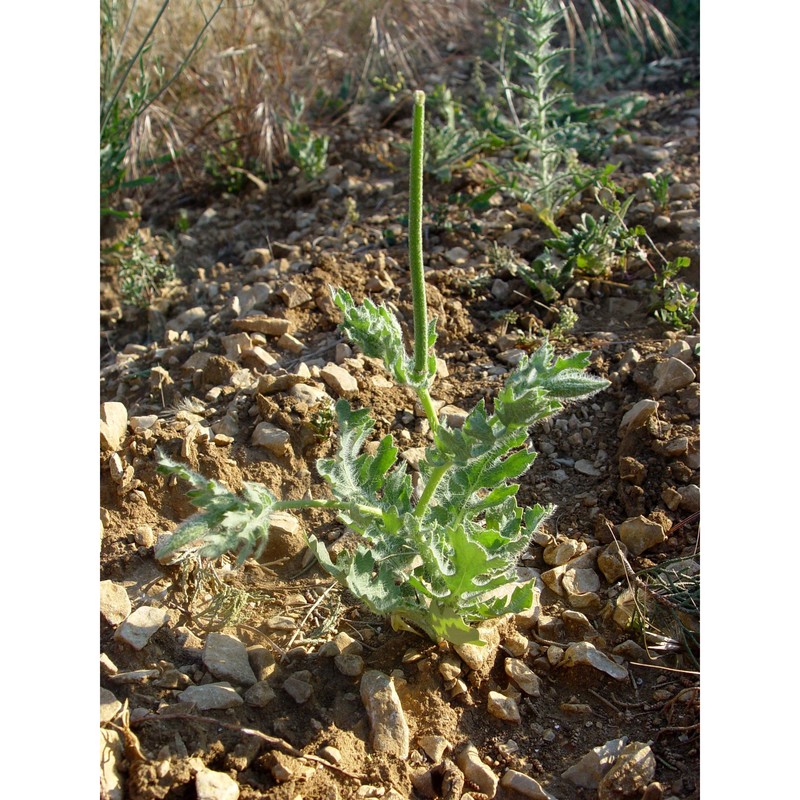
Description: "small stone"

(561, 642), (628, 680)
(321, 363), (359, 396)
(319, 631), (364, 657)
(318, 745), (343, 765)
(196, 769), (240, 800)
(445, 246), (470, 265)
(133, 525), (155, 548)
(203, 632), (258, 687)
(100, 581), (131, 626)
(678, 484), (700, 512)
(268, 751), (296, 782)
(439, 405), (468, 428)
(244, 681), (276, 707)
(283, 675), (313, 704)
(652, 358), (696, 397)
(619, 515), (666, 556)
(543, 538), (585, 566)
(248, 646), (277, 681)
(488, 691), (521, 723)
(100, 402), (128, 451)
(491, 278), (511, 301)
(575, 459), (601, 476)
(232, 315), (291, 336)
(454, 618), (503, 671)
(664, 436), (689, 456)
(114, 606), (169, 650)
(597, 541), (630, 583)
(418, 735), (451, 762)
(455, 743), (498, 797)
(277, 332), (305, 353)
(221, 332), (252, 362)
(100, 687), (122, 724)
(619, 457), (647, 484)
(360, 670), (410, 758)
(500, 769), (558, 799)
(562, 737), (629, 788)
(108, 669), (160, 684)
(618, 399), (658, 437)
(251, 422), (290, 455)
(178, 682), (244, 710)
(597, 742), (656, 800)
(167, 306), (206, 332)
(665, 340), (693, 363)
(277, 282), (312, 308)
(335, 654), (365, 676)
(266, 615), (296, 631)
(130, 414), (158, 432)
(505, 659), (541, 696)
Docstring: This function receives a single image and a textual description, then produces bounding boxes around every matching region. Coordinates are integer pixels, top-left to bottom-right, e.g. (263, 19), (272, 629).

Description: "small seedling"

(157, 91), (609, 645)
(650, 256), (698, 331)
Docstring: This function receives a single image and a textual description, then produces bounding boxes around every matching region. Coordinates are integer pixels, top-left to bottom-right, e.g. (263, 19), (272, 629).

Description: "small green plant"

(549, 305), (579, 340)
(286, 95), (330, 180)
(487, 0), (604, 228)
(157, 92), (608, 645)
(650, 257), (698, 331)
(518, 182), (645, 300)
(646, 172), (671, 210)
(115, 230), (176, 308)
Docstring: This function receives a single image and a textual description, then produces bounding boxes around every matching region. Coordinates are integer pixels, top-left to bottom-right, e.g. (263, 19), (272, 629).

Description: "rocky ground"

(100, 54), (700, 800)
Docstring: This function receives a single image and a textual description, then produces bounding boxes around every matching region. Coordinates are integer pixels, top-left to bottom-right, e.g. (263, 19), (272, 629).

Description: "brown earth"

(100, 57), (700, 800)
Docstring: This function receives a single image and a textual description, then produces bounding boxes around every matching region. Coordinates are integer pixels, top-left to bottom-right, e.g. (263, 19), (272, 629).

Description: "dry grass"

(104, 0), (485, 204)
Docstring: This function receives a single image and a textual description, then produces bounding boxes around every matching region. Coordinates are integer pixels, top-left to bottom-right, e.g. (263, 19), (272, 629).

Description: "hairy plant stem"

(409, 90), (430, 386)
(414, 462), (450, 519)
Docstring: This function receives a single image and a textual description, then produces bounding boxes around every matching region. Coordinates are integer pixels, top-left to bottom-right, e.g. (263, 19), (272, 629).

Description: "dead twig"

(653, 722), (700, 743)
(588, 688), (622, 716)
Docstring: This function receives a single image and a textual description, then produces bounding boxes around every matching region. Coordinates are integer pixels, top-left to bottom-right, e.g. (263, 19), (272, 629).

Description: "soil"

(100, 54), (700, 800)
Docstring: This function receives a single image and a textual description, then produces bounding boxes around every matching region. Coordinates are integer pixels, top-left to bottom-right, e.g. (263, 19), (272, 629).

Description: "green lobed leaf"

(156, 453), (277, 564)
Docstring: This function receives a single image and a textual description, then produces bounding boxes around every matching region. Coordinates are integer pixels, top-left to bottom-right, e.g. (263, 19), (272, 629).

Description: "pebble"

(504, 659), (541, 696)
(488, 691), (521, 723)
(251, 422), (290, 455)
(597, 742), (656, 800)
(618, 399), (658, 436)
(335, 653), (365, 676)
(167, 306), (206, 332)
(130, 414), (158, 432)
(283, 674), (313, 704)
(562, 737), (628, 788)
(109, 669), (160, 684)
(221, 332), (251, 361)
(318, 745), (343, 765)
(178, 682), (244, 710)
(679, 484), (700, 512)
(445, 246), (470, 265)
(574, 459), (601, 477)
(665, 340), (693, 364)
(455, 743), (498, 797)
(114, 606), (170, 650)
(319, 631), (364, 657)
(597, 541), (630, 583)
(100, 402), (128, 451)
(248, 646), (277, 681)
(619, 515), (666, 555)
(203, 632), (258, 687)
(196, 768), (240, 800)
(500, 769), (558, 799)
(454, 618), (503, 670)
(100, 687), (122, 723)
(277, 282), (312, 308)
(244, 681), (276, 707)
(232, 315), (291, 336)
(321, 363), (359, 396)
(560, 642), (628, 680)
(360, 670), (410, 758)
(277, 332), (305, 353)
(100, 580), (132, 626)
(619, 456), (646, 484)
(418, 735), (451, 762)
(652, 358), (696, 397)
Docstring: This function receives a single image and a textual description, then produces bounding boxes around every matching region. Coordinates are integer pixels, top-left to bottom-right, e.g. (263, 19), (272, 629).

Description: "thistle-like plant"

(157, 91), (608, 645)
